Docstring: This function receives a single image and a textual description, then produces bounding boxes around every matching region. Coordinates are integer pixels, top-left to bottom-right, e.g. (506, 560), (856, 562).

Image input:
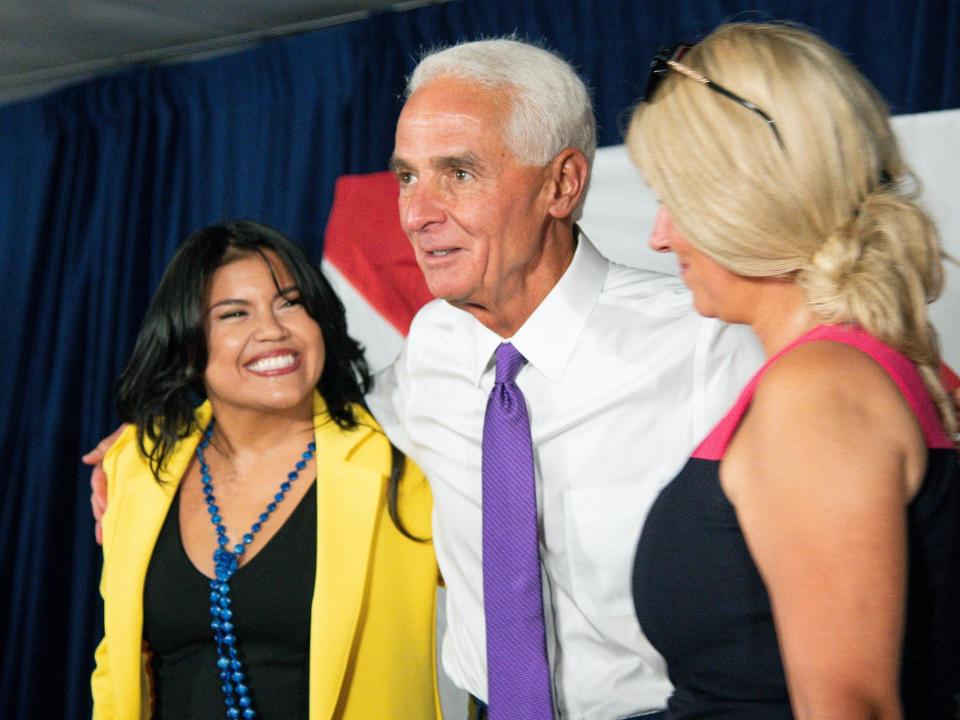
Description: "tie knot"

(494, 343), (527, 384)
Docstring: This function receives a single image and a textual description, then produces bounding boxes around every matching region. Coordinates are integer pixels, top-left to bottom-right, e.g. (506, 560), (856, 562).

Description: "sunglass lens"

(644, 55), (670, 100)
(644, 44), (689, 101)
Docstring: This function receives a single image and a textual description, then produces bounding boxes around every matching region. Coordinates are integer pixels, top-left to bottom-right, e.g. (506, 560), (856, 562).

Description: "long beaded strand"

(196, 420), (316, 720)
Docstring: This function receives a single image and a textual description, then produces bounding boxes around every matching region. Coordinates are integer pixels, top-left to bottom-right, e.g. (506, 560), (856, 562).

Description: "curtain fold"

(1, 0), (957, 716)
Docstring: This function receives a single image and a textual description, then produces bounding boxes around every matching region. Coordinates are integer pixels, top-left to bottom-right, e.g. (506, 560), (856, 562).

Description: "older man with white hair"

(375, 39), (763, 719)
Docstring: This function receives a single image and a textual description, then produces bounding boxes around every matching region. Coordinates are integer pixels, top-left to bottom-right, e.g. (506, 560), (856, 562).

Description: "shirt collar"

(467, 228), (608, 385)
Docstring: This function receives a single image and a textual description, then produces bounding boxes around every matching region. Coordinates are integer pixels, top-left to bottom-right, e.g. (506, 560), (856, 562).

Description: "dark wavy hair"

(117, 220), (418, 538)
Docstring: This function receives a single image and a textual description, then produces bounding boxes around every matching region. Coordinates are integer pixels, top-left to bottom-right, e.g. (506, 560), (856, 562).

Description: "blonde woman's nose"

(648, 206), (674, 253)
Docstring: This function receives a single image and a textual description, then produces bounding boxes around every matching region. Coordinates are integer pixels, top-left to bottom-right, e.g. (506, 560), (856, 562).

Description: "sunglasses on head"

(644, 43), (784, 149)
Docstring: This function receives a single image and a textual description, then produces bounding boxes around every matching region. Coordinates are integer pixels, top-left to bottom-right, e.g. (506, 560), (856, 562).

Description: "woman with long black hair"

(91, 221), (439, 719)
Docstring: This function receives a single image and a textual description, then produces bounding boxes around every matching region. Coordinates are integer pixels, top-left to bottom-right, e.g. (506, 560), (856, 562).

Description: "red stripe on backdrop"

(323, 171), (433, 336)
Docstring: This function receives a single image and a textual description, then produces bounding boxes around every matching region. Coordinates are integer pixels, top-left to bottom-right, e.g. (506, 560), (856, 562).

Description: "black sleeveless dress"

(633, 325), (960, 719)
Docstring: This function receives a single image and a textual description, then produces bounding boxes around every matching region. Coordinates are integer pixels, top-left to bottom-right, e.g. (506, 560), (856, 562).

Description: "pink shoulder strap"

(693, 324), (953, 460)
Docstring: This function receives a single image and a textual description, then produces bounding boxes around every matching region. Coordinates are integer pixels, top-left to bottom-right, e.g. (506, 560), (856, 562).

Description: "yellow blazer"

(91, 393), (441, 719)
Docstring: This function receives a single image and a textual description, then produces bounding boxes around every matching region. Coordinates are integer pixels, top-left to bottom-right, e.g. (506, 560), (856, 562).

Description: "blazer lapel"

(104, 406), (211, 715)
(308, 396), (385, 720)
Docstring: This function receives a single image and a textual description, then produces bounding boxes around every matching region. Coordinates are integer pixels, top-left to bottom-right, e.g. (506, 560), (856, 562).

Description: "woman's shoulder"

(722, 336), (927, 510)
(322, 403), (392, 462)
(104, 423), (140, 463)
(323, 404), (424, 477)
(763, 337), (883, 387)
(330, 403), (433, 534)
(105, 403), (211, 486)
(760, 338), (903, 402)
(747, 338), (925, 468)
(103, 424), (150, 483)
(755, 340), (904, 422)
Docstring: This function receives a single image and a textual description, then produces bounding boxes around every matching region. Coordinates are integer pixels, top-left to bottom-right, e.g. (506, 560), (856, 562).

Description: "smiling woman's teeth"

(430, 250), (451, 256)
(247, 354), (296, 372)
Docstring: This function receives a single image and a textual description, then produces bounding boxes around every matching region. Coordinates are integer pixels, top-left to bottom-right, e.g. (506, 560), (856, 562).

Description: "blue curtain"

(1, 0), (957, 716)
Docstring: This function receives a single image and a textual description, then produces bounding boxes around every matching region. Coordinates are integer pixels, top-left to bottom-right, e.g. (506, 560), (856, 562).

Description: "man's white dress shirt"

(368, 235), (764, 719)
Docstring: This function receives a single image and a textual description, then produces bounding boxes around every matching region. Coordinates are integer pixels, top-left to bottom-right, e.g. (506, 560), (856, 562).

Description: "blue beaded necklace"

(196, 420), (316, 720)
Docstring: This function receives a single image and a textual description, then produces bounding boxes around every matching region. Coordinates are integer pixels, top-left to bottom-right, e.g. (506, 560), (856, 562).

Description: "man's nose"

(400, 180), (445, 233)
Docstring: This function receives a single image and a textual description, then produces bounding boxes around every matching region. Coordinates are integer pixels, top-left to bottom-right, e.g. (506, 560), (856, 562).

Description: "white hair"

(407, 38), (596, 171)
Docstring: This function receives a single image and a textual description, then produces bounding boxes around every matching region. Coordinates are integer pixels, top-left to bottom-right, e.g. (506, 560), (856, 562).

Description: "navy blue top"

(633, 326), (960, 719)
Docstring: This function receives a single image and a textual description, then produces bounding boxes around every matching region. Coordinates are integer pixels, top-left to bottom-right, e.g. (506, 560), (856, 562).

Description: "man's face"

(391, 77), (555, 317)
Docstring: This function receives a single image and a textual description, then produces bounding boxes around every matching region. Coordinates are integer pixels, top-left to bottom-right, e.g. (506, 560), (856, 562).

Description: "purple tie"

(482, 343), (554, 719)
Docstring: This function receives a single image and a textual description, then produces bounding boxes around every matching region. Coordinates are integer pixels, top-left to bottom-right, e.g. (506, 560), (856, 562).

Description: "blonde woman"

(629, 24), (959, 720)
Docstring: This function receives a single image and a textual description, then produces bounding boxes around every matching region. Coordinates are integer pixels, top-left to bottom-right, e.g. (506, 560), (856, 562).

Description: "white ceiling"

(0, 0), (446, 104)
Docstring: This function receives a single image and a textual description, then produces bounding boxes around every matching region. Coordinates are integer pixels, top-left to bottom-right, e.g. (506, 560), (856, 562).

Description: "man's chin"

(422, 275), (468, 304)
(432, 289), (481, 315)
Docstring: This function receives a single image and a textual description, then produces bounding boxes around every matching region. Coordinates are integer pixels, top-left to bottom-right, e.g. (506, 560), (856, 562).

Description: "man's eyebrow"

(389, 156), (410, 173)
(388, 153), (486, 175)
(431, 153), (484, 174)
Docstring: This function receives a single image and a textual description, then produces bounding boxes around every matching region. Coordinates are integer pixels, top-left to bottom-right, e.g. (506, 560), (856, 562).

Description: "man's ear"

(545, 148), (589, 220)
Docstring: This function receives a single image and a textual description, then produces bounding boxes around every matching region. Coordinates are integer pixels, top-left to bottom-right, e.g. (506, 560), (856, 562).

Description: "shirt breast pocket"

(564, 486), (653, 618)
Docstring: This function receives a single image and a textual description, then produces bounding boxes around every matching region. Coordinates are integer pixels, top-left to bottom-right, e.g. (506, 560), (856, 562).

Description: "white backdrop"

(581, 107), (960, 367)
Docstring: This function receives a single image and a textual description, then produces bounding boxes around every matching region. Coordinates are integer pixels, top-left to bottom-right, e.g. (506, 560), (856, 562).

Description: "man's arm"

(82, 424), (126, 545)
(364, 315), (422, 460)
